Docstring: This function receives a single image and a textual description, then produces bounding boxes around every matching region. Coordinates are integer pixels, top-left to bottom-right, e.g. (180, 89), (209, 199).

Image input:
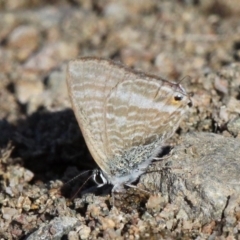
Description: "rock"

(140, 132), (240, 223)
(77, 225), (91, 239)
(201, 0), (240, 16)
(47, 64), (69, 105)
(23, 42), (78, 73)
(1, 207), (18, 220)
(0, 13), (17, 41)
(8, 25), (40, 61)
(227, 117), (240, 136)
(15, 79), (44, 104)
(26, 217), (80, 240)
(68, 231), (79, 240)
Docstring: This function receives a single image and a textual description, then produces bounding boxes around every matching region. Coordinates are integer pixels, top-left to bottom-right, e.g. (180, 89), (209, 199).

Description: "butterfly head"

(169, 82), (192, 109)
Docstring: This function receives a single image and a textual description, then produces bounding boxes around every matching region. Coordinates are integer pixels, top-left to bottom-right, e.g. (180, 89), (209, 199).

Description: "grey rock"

(227, 117), (240, 136)
(140, 132), (240, 223)
(26, 217), (80, 240)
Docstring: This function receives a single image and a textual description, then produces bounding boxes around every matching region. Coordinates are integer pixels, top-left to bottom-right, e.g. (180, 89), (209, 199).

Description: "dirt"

(0, 0), (240, 239)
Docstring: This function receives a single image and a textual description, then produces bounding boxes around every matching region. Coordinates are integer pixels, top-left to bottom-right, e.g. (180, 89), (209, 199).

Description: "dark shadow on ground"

(0, 108), (99, 196)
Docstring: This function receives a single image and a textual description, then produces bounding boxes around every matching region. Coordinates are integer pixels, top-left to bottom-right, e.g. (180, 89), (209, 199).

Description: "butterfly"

(67, 57), (192, 193)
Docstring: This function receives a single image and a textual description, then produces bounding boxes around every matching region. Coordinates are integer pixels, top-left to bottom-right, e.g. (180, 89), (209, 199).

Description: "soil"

(0, 0), (240, 239)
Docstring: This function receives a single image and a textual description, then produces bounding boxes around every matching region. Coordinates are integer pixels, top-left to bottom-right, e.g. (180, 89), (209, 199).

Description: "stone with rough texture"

(26, 217), (80, 240)
(140, 132), (240, 223)
(0, 1), (240, 238)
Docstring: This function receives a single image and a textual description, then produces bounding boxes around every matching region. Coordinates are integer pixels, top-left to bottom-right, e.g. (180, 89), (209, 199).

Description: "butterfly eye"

(174, 94), (183, 102)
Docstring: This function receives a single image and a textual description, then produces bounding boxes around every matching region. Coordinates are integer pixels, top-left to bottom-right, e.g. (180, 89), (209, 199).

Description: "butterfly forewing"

(67, 58), (136, 175)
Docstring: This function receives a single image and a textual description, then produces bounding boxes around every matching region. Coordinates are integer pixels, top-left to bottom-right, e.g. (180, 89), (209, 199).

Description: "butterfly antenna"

(177, 75), (192, 92)
(178, 75), (191, 85)
(63, 170), (92, 186)
(70, 171), (94, 201)
(49, 170), (93, 196)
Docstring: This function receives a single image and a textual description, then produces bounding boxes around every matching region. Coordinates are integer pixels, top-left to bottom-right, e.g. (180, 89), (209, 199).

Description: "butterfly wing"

(67, 57), (191, 179)
(105, 76), (191, 161)
(67, 58), (132, 176)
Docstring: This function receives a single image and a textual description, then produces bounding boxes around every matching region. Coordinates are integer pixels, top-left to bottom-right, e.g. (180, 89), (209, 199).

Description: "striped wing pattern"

(67, 57), (191, 182)
(67, 58), (132, 174)
(105, 78), (187, 158)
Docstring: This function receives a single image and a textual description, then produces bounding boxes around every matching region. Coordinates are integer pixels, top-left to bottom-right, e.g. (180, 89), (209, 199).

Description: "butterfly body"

(67, 57), (191, 192)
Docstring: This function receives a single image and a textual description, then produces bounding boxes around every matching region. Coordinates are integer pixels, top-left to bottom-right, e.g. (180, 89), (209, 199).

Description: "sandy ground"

(0, 0), (240, 239)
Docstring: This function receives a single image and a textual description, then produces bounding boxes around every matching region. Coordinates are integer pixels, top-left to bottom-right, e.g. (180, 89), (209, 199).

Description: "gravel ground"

(0, 0), (240, 239)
